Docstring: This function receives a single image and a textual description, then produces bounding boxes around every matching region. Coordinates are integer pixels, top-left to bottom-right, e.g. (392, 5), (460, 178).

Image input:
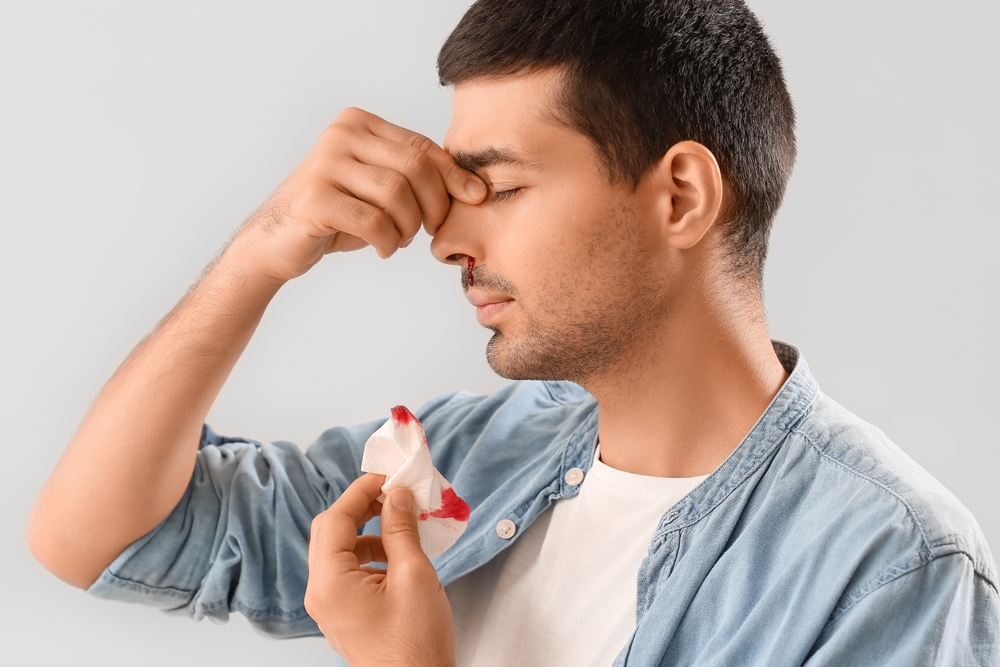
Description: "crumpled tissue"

(361, 405), (470, 559)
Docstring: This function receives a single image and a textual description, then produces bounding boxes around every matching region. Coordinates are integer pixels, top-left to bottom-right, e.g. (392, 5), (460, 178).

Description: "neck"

(582, 281), (788, 478)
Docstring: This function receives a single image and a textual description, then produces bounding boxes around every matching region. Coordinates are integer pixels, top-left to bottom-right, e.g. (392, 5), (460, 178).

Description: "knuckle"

(320, 122), (352, 148)
(442, 160), (465, 184)
(405, 133), (435, 154)
(366, 165), (400, 191)
(393, 558), (430, 582)
(383, 519), (419, 538)
(339, 198), (373, 225)
(334, 106), (366, 124)
(384, 172), (410, 200)
(403, 149), (433, 178)
(357, 205), (390, 234)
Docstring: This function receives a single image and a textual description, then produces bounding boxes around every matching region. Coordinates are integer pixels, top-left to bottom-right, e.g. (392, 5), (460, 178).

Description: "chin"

(485, 330), (581, 383)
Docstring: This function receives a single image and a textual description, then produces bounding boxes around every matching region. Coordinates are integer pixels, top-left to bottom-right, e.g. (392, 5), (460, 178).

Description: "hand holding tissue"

(361, 406), (470, 558)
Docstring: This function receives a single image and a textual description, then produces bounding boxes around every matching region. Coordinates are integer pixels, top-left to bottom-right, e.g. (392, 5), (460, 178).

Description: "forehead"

(444, 70), (585, 169)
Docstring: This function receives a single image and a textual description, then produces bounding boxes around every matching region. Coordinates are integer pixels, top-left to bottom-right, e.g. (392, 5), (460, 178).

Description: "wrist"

(212, 235), (289, 295)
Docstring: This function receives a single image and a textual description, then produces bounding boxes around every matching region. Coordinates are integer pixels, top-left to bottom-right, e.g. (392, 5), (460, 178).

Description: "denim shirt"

(89, 342), (1000, 665)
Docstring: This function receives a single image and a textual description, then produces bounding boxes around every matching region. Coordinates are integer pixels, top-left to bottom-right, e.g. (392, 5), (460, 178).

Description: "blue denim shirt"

(89, 342), (999, 665)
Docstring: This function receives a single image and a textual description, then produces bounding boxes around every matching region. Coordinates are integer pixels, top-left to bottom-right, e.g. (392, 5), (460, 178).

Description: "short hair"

(438, 0), (796, 285)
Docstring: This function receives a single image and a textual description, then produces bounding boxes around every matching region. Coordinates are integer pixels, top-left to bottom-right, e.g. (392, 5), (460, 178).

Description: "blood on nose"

(467, 257), (475, 287)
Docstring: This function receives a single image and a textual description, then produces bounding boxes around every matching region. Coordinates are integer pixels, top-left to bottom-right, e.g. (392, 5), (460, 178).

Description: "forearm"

(26, 239), (282, 588)
(26, 107), (485, 591)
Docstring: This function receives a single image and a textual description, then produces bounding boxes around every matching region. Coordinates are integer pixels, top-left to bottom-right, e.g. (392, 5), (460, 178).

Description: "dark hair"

(438, 0), (796, 285)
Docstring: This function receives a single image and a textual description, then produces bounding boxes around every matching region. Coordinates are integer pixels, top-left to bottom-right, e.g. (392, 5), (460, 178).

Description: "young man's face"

(431, 69), (666, 384)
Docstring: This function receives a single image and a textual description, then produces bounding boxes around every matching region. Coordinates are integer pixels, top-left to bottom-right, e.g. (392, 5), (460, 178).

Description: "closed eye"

(494, 187), (521, 202)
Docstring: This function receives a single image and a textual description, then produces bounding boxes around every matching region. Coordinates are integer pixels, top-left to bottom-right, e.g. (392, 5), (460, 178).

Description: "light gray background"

(1, 1), (996, 664)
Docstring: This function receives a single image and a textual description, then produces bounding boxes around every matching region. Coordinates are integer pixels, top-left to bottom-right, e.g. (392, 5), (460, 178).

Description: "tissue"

(361, 406), (470, 559)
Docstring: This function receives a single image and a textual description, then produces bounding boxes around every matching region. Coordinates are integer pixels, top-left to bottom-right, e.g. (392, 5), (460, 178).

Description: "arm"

(26, 107), (486, 589)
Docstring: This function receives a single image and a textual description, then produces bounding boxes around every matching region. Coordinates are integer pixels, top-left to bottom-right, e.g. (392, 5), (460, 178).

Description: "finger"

(379, 487), (433, 570)
(325, 231), (369, 255)
(309, 474), (387, 557)
(360, 115), (487, 208)
(347, 133), (453, 232)
(307, 187), (402, 259)
(426, 147), (488, 207)
(354, 534), (389, 565)
(326, 158), (423, 246)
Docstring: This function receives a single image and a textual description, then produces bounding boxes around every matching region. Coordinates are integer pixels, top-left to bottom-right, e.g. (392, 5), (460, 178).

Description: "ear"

(638, 140), (724, 250)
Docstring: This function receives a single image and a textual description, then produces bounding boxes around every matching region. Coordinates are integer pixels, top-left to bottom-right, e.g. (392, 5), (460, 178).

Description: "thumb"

(380, 487), (428, 565)
(428, 149), (487, 206)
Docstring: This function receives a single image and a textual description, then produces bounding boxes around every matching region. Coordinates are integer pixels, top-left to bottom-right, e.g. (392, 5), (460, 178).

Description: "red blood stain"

(419, 487), (471, 522)
(391, 405), (419, 426)
(432, 487), (471, 521)
(467, 257), (475, 287)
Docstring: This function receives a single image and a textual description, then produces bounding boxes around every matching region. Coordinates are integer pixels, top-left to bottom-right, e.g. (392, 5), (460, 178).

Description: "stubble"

(472, 198), (665, 386)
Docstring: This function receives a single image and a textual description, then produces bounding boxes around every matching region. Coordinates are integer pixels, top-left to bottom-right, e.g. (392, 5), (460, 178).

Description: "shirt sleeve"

(87, 420), (383, 638)
(805, 552), (1000, 666)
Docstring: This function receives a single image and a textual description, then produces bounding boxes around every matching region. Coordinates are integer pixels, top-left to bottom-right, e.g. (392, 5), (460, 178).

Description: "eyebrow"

(449, 146), (542, 173)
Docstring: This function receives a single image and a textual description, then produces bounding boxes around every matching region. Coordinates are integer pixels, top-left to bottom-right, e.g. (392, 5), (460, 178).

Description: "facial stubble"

(469, 199), (664, 386)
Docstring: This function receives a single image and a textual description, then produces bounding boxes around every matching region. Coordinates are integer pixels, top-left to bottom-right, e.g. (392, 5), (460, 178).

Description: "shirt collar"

(561, 340), (818, 535)
(435, 341), (818, 582)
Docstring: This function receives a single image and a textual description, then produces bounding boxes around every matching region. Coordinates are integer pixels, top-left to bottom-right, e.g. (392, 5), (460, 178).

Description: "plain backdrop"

(1, 1), (997, 664)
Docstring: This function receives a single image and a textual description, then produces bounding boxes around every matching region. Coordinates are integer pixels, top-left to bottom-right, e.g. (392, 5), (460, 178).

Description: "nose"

(430, 198), (485, 266)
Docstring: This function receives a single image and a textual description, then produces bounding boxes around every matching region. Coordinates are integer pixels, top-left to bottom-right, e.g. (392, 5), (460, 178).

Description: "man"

(26, 0), (998, 665)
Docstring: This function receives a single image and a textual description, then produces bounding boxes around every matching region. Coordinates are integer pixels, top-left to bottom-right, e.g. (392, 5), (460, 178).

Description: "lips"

(465, 290), (514, 326)
(465, 291), (510, 308)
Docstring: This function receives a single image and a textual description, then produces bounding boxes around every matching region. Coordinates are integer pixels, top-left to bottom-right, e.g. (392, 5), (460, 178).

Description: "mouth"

(465, 291), (514, 326)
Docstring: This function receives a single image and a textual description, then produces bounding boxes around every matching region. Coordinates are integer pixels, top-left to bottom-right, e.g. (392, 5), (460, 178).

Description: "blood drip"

(467, 257), (475, 287)
(419, 487), (471, 522)
(390, 405), (418, 425)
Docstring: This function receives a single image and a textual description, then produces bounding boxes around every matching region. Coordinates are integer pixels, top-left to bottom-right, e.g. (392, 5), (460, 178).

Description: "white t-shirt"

(447, 446), (710, 667)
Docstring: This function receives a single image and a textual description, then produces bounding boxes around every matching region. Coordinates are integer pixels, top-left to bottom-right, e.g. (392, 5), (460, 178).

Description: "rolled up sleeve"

(87, 421), (381, 638)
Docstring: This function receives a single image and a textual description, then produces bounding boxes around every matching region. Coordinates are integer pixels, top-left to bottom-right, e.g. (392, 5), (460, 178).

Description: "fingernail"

(465, 179), (486, 200)
(391, 489), (412, 512)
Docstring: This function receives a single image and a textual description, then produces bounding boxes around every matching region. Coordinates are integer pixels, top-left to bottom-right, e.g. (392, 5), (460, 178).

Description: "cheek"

(504, 190), (616, 299)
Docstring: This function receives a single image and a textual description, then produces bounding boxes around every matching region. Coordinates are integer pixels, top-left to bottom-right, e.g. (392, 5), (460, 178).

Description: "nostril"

(446, 253), (468, 265)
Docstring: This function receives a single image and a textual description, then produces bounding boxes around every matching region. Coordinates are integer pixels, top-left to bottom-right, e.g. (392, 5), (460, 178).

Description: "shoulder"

(787, 391), (996, 591)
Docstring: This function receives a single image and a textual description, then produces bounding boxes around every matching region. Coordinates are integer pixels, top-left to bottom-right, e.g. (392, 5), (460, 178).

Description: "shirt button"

(496, 519), (517, 539)
(564, 468), (585, 486)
